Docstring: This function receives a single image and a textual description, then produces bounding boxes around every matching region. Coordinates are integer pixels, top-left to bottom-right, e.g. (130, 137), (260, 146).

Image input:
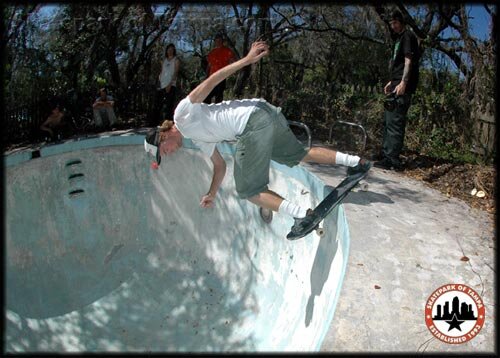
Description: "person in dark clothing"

(375, 9), (420, 170)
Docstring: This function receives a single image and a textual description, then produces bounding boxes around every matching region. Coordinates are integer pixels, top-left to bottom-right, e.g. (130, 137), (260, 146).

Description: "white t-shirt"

(174, 96), (266, 156)
(159, 57), (178, 89)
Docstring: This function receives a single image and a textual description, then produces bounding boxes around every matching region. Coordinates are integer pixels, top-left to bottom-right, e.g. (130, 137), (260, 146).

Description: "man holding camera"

(375, 10), (420, 170)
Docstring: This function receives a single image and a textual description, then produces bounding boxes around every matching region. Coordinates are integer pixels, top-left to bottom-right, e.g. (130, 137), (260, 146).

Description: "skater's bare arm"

(189, 41), (269, 104)
(200, 148), (227, 208)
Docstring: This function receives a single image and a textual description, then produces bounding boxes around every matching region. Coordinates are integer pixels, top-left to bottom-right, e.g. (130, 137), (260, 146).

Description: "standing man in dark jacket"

(375, 10), (420, 170)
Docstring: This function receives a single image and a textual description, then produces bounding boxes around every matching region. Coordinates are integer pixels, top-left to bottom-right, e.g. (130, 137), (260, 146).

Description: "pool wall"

(4, 133), (350, 352)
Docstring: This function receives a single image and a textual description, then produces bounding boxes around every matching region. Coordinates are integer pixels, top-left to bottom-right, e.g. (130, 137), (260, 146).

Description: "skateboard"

(286, 170), (369, 240)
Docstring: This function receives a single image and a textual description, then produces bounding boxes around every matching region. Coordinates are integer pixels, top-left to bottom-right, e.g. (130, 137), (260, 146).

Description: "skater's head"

(144, 120), (182, 168)
(158, 120), (183, 156)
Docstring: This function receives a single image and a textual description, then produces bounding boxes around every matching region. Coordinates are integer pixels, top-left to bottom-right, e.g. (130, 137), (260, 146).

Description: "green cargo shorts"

(233, 102), (308, 199)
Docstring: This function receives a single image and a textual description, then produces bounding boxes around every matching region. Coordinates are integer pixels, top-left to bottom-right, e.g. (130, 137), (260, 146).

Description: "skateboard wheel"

(359, 182), (369, 191)
(316, 227), (325, 237)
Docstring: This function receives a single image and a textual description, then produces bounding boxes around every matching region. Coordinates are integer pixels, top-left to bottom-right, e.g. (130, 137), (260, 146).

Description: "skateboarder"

(144, 40), (372, 226)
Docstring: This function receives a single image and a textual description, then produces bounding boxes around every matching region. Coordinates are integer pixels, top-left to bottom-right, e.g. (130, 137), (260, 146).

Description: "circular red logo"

(425, 284), (485, 344)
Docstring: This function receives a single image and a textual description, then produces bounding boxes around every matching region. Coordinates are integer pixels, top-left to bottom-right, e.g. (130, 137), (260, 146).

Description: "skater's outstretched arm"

(188, 41), (269, 104)
(200, 147), (227, 208)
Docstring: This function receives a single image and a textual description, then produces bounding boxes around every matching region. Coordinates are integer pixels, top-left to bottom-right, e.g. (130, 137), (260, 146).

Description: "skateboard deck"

(286, 170), (368, 240)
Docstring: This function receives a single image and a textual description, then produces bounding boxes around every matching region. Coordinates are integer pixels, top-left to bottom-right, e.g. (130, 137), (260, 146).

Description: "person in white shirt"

(157, 43), (180, 124)
(145, 41), (372, 233)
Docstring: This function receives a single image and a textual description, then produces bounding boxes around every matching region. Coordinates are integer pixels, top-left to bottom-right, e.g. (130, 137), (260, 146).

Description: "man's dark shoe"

(290, 209), (317, 236)
(347, 159), (373, 176)
(374, 158), (401, 171)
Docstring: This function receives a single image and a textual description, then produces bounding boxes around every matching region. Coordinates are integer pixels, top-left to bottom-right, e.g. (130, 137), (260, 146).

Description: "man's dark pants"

(203, 80), (226, 104)
(382, 93), (412, 166)
(156, 86), (177, 123)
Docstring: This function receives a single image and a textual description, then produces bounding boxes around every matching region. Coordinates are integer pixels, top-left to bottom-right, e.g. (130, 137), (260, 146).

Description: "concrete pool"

(4, 131), (350, 352)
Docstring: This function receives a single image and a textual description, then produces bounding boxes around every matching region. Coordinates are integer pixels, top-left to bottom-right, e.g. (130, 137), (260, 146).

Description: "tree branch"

(126, 4), (180, 83)
(271, 5), (384, 45)
(435, 42), (470, 77)
(395, 1), (427, 39)
(273, 59), (313, 69)
(5, 5), (39, 45)
(320, 14), (384, 44)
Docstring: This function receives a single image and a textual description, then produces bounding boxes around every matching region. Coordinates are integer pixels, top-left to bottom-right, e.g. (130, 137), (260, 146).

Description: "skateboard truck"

(260, 206), (324, 235)
(310, 215), (325, 237)
(286, 170), (369, 240)
(290, 219), (325, 239)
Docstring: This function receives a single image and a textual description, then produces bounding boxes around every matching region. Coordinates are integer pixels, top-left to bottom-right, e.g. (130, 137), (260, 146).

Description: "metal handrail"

(224, 120), (312, 150)
(287, 120), (312, 149)
(328, 120), (367, 152)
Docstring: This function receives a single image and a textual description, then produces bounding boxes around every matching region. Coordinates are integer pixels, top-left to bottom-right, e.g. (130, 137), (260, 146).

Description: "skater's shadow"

(304, 209), (340, 327)
(343, 190), (394, 205)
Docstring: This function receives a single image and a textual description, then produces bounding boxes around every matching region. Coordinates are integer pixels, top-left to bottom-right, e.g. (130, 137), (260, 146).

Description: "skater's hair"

(144, 120), (182, 166)
(159, 119), (175, 132)
(158, 120), (182, 154)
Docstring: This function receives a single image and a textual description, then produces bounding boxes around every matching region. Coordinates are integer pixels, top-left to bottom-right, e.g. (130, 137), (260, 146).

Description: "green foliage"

(94, 76), (107, 88)
(403, 69), (480, 163)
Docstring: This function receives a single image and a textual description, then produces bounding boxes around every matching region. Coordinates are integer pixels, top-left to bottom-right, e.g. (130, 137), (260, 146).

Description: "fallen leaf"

(476, 190), (486, 198)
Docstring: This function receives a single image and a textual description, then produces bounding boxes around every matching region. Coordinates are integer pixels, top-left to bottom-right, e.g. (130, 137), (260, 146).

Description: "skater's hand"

(188, 42), (267, 104)
(200, 193), (215, 208)
(245, 41), (269, 64)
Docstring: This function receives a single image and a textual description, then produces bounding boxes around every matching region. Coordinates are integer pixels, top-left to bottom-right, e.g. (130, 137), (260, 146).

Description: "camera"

(384, 93), (399, 111)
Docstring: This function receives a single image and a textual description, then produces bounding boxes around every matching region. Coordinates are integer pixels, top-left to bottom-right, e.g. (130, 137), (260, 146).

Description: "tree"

(3, 3), (496, 160)
(372, 3), (496, 110)
(3, 4), (46, 105)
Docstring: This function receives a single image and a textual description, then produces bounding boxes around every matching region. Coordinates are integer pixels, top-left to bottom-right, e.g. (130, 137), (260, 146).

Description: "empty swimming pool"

(4, 131), (350, 352)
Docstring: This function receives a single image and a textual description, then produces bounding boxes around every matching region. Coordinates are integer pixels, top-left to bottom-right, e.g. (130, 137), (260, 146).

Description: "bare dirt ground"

(402, 151), (496, 219)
